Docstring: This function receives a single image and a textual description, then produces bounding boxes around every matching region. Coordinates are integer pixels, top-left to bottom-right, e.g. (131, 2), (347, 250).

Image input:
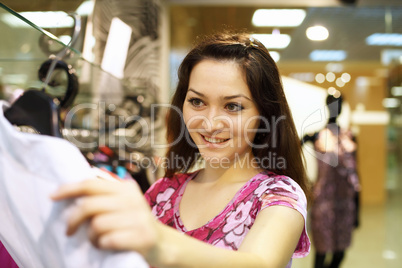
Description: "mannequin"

(302, 93), (360, 268)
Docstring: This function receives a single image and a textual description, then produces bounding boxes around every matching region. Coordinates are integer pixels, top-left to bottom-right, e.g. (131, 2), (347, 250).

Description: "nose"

(202, 108), (226, 134)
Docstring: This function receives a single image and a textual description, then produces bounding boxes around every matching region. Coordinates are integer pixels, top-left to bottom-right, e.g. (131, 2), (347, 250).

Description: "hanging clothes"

(310, 124), (360, 253)
(0, 101), (148, 268)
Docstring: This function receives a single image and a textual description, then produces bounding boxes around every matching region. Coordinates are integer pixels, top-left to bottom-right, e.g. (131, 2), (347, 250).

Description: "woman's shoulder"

(252, 171), (307, 204)
(254, 171), (304, 191)
(256, 172), (310, 258)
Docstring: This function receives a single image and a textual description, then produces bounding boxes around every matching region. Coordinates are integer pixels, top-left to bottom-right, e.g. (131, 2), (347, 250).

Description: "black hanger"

(3, 13), (81, 138)
(4, 89), (62, 138)
(38, 58), (79, 109)
(3, 57), (79, 138)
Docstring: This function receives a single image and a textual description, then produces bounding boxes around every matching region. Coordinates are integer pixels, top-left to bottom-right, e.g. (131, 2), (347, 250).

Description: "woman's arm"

(51, 179), (304, 268)
(154, 205), (304, 268)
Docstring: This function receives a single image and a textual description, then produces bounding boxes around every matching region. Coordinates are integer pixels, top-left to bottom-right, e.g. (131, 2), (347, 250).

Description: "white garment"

(0, 101), (149, 268)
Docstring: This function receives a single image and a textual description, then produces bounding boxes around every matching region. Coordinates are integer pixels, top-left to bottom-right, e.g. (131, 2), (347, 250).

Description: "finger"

(87, 211), (139, 246)
(66, 195), (127, 236)
(50, 179), (112, 200)
(89, 206), (155, 236)
(51, 179), (136, 201)
(98, 227), (158, 255)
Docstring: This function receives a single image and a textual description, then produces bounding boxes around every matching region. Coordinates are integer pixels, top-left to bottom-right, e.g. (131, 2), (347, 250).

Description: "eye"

(187, 97), (205, 108)
(225, 103), (244, 112)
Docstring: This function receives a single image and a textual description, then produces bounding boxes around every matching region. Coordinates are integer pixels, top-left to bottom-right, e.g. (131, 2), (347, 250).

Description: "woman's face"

(182, 59), (260, 165)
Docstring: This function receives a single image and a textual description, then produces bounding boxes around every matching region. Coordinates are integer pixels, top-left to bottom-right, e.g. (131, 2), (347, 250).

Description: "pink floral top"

(144, 170), (310, 267)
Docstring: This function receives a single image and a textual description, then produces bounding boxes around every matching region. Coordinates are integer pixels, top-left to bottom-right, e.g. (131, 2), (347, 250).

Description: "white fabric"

(0, 101), (149, 268)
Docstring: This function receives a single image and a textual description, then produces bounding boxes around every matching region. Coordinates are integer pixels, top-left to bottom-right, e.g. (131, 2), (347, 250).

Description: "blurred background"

(0, 0), (401, 267)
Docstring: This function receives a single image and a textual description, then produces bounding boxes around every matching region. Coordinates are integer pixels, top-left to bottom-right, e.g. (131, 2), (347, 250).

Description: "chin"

(200, 151), (234, 163)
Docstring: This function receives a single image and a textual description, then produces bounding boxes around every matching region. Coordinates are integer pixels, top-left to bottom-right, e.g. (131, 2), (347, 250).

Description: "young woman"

(52, 32), (311, 268)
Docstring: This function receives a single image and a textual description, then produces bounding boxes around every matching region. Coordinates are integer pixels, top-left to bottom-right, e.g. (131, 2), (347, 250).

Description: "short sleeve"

(144, 177), (165, 206)
(259, 176), (311, 258)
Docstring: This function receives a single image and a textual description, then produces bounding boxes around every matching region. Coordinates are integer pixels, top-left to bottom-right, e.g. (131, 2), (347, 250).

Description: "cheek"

(182, 105), (190, 125)
(182, 104), (192, 124)
(238, 117), (260, 140)
(249, 117), (261, 131)
(183, 105), (198, 131)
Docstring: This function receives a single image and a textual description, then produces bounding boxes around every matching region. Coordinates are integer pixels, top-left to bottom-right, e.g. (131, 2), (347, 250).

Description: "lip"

(200, 134), (230, 147)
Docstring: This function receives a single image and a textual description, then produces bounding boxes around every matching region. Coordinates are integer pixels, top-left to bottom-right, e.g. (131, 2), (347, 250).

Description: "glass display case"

(0, 2), (158, 190)
(0, 2), (125, 122)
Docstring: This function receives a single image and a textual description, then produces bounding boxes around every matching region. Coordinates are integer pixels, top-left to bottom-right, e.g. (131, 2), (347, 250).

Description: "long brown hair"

(164, 31), (310, 198)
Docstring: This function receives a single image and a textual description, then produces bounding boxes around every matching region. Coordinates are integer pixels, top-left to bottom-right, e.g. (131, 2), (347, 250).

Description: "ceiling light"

(306, 26), (329, 41)
(326, 72), (336, 82)
(251, 34), (291, 49)
(391, 86), (402, 96)
(2, 12), (74, 28)
(76, 0), (95, 16)
(366, 33), (402, 46)
(310, 50), (347, 61)
(289, 72), (315, 82)
(315, 73), (325, 83)
(327, 87), (337, 95)
(341, 73), (351, 83)
(336, 78), (345, 87)
(382, 98), (400, 108)
(252, 9), (306, 27)
(326, 63), (343, 73)
(333, 90), (341, 98)
(269, 51), (280, 62)
(381, 49), (402, 65)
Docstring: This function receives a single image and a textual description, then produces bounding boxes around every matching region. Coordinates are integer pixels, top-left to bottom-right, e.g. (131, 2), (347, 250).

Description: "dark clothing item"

(310, 125), (360, 253)
(314, 251), (345, 268)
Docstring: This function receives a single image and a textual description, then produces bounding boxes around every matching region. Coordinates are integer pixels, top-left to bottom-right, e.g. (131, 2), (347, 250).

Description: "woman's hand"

(51, 179), (158, 257)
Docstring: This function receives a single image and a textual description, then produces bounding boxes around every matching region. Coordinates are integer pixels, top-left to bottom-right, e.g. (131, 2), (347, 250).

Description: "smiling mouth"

(202, 135), (230, 144)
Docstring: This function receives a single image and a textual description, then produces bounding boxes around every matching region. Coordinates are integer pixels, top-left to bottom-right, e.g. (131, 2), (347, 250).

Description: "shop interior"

(0, 0), (401, 267)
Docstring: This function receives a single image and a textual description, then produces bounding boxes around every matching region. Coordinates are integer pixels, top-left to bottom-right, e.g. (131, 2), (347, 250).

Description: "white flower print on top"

(222, 201), (253, 246)
(152, 187), (175, 218)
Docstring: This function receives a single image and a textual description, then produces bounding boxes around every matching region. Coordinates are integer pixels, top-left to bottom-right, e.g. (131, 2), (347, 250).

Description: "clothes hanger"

(38, 12), (81, 110)
(4, 90), (62, 137)
(3, 13), (81, 138)
(4, 58), (78, 138)
(38, 58), (79, 110)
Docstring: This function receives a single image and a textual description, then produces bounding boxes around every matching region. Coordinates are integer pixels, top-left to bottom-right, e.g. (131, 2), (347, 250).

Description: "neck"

(199, 153), (262, 184)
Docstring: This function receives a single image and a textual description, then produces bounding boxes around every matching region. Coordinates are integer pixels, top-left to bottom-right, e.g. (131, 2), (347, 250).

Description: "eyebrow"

(188, 89), (252, 101)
